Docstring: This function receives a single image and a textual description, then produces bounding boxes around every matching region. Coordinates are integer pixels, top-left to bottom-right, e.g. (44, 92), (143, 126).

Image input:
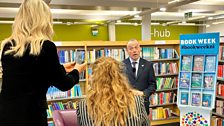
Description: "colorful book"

(191, 73), (202, 88)
(181, 55), (192, 71)
(204, 74), (215, 89)
(191, 92), (201, 106)
(202, 93), (212, 107)
(193, 56), (204, 71)
(205, 55), (216, 72)
(179, 72), (190, 88)
(180, 91), (189, 105)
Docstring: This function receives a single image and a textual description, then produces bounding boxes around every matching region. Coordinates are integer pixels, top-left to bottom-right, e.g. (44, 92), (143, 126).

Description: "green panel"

(0, 24), (12, 41)
(0, 24), (108, 41)
(53, 24), (108, 41)
(115, 25), (141, 41)
(151, 25), (198, 40)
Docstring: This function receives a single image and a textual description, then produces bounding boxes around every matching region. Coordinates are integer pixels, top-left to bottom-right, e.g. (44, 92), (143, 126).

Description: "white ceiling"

(0, 0), (224, 25)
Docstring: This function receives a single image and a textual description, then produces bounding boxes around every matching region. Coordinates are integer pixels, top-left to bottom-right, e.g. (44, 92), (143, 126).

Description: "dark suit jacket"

(123, 58), (156, 98)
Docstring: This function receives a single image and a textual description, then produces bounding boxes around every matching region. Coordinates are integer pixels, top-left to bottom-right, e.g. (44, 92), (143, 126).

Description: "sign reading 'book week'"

(178, 32), (219, 126)
(180, 33), (219, 55)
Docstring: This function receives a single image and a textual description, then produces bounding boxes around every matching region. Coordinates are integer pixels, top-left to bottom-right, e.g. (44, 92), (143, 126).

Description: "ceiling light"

(117, 20), (121, 23)
(178, 23), (195, 26)
(182, 21), (186, 24)
(168, 0), (180, 4)
(160, 8), (167, 12)
(206, 25), (210, 28)
(151, 22), (160, 25)
(66, 22), (73, 25)
(212, 21), (224, 25)
(208, 17), (213, 20)
(115, 22), (132, 25)
(134, 23), (138, 26)
(53, 21), (62, 24)
(134, 15), (140, 18)
(0, 21), (14, 24)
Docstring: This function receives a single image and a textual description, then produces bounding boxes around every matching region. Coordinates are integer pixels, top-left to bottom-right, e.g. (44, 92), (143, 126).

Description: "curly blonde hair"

(87, 57), (136, 126)
(1, 0), (54, 57)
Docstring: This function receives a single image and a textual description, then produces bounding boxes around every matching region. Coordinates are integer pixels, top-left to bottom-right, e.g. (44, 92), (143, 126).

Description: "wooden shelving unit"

(48, 40), (180, 125)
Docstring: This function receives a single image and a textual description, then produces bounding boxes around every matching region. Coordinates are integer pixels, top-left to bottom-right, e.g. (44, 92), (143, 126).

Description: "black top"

(0, 40), (79, 126)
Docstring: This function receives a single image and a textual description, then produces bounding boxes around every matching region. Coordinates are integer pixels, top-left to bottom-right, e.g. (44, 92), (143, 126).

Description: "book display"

(178, 32), (220, 126)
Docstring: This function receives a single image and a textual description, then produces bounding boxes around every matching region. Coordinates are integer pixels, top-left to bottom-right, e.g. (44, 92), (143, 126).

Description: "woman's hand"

(63, 62), (87, 73)
(74, 63), (87, 73)
(63, 62), (76, 73)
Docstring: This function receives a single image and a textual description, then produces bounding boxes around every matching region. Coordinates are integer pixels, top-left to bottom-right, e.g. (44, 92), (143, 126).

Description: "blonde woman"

(77, 57), (150, 126)
(0, 0), (86, 126)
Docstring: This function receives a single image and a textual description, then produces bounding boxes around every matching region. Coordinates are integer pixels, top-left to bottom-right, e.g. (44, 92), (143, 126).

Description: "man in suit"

(123, 39), (156, 115)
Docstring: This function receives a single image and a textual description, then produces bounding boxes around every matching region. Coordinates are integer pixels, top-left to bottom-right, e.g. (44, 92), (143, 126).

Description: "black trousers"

(0, 100), (48, 126)
(144, 97), (150, 115)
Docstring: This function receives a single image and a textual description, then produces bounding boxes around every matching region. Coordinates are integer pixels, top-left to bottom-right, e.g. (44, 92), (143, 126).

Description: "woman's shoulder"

(42, 40), (55, 48)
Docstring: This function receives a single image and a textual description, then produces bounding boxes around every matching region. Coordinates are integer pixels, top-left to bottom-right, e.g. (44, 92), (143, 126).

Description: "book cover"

(179, 72), (190, 88)
(204, 74), (215, 89)
(193, 56), (204, 71)
(205, 55), (216, 72)
(191, 92), (201, 106)
(202, 93), (212, 107)
(180, 91), (189, 105)
(181, 55), (192, 71)
(191, 73), (202, 88)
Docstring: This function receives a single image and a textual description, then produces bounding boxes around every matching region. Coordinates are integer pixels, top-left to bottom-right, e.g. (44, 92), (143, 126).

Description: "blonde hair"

(87, 57), (136, 126)
(1, 0), (54, 57)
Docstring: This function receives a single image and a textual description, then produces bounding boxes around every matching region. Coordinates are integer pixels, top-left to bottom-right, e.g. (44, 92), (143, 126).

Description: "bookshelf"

(48, 40), (180, 125)
(212, 40), (224, 126)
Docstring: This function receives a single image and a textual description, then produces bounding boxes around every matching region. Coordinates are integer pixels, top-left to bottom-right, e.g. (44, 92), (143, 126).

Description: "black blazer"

(0, 41), (79, 126)
(123, 58), (156, 98)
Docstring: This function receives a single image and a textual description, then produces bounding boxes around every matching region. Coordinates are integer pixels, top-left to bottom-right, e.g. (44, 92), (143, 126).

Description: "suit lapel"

(136, 58), (145, 80)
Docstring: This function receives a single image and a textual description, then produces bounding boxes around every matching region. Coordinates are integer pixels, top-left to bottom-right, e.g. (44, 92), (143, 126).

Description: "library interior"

(0, 0), (224, 126)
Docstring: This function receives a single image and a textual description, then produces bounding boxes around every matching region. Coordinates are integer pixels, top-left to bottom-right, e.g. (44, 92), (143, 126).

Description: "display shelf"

(149, 102), (177, 108)
(151, 116), (180, 126)
(155, 73), (178, 77)
(47, 95), (86, 103)
(155, 88), (177, 92)
(216, 95), (224, 100)
(212, 112), (224, 118)
(217, 77), (224, 81)
(150, 58), (179, 62)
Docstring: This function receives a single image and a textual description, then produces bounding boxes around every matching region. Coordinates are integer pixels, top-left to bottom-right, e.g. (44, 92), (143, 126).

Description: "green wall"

(53, 25), (108, 41)
(0, 24), (198, 42)
(0, 24), (12, 41)
(115, 25), (141, 41)
(0, 24), (108, 41)
(115, 25), (199, 41)
(151, 25), (198, 40)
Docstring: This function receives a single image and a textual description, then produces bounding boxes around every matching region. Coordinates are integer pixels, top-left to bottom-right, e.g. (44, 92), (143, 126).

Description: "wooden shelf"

(47, 95), (86, 103)
(219, 60), (224, 63)
(217, 77), (224, 81)
(155, 73), (178, 77)
(151, 116), (179, 126)
(149, 102), (177, 108)
(149, 58), (179, 62)
(79, 79), (86, 82)
(212, 112), (224, 118)
(156, 88), (177, 92)
(216, 95), (224, 100)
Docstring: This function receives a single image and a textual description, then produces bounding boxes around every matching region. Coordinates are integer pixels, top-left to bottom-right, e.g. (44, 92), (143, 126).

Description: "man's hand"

(63, 62), (76, 73)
